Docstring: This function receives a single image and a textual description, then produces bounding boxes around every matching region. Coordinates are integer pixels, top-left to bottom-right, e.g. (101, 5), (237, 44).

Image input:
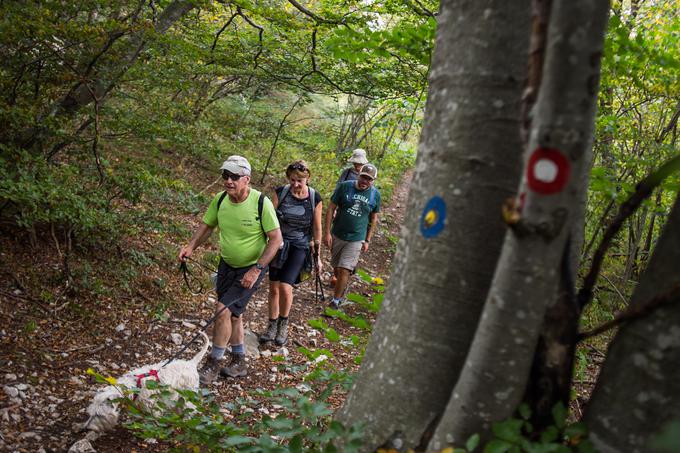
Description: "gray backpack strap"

(308, 187), (316, 214)
(279, 184), (291, 206)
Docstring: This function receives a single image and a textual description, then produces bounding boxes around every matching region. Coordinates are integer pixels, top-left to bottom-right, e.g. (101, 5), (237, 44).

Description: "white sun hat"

(347, 148), (369, 164)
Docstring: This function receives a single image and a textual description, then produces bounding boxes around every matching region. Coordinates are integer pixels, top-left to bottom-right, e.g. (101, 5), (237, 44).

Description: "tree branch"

(578, 284), (680, 341)
(286, 0), (345, 24)
(260, 96), (304, 184)
(211, 11), (238, 53)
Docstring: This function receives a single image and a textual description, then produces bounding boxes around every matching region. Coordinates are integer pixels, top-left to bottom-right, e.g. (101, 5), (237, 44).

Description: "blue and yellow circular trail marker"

(420, 196), (446, 238)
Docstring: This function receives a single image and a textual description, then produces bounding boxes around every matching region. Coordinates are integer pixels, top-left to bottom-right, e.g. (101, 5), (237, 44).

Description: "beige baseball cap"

(220, 155), (251, 176)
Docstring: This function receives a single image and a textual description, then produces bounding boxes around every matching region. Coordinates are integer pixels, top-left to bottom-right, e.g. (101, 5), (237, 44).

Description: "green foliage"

(453, 404), (594, 453)
(649, 420), (680, 453)
(84, 367), (366, 452)
(582, 0), (680, 335)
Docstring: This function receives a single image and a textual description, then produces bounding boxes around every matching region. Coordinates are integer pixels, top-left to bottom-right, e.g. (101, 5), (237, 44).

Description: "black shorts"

(269, 245), (307, 286)
(216, 258), (267, 316)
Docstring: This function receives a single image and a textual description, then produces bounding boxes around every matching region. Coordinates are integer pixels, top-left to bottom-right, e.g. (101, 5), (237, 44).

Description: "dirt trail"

(0, 170), (412, 452)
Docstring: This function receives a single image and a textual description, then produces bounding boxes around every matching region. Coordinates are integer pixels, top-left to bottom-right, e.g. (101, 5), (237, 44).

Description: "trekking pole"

(161, 291), (249, 368)
(312, 244), (325, 302)
(165, 257), (228, 368)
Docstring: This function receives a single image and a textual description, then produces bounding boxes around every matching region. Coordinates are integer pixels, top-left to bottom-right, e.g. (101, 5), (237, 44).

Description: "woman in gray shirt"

(260, 160), (323, 346)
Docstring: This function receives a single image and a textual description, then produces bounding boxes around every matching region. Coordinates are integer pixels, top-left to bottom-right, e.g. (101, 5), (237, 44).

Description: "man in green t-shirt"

(179, 155), (282, 385)
(324, 163), (381, 309)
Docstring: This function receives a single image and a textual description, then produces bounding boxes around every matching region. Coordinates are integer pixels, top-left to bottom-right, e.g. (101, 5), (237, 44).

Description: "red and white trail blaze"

(526, 148), (571, 195)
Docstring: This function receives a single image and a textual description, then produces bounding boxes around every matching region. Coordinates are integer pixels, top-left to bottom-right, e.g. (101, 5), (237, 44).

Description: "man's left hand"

(361, 241), (369, 252)
(241, 267), (260, 289)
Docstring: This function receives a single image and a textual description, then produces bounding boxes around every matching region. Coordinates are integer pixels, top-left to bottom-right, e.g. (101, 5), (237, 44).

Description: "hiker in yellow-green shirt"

(179, 155), (282, 385)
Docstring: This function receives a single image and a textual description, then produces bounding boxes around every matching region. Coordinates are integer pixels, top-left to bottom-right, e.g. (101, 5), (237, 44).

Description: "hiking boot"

(198, 356), (221, 386)
(220, 353), (247, 378)
(259, 319), (278, 343)
(275, 318), (289, 346)
(328, 299), (341, 310)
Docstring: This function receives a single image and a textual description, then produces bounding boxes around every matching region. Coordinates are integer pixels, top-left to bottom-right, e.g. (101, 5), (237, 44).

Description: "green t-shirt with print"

(203, 189), (280, 268)
(330, 181), (381, 242)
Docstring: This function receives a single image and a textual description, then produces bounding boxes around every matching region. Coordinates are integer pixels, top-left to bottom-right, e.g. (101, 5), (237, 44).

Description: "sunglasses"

(222, 171), (243, 181)
(287, 162), (308, 172)
(359, 175), (374, 182)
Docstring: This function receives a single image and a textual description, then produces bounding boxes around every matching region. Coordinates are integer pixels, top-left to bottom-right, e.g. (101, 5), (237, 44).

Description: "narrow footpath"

(0, 171), (412, 452)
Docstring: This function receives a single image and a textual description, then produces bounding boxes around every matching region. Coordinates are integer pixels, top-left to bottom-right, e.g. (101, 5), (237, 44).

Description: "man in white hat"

(336, 148), (369, 184)
(324, 163), (381, 309)
(178, 155), (282, 385)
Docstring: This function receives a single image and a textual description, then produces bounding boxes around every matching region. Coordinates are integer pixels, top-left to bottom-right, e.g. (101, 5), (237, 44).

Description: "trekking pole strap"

(180, 261), (203, 295)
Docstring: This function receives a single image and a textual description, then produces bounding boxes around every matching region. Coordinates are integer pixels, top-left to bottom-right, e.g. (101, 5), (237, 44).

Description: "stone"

(4, 386), (18, 398)
(244, 329), (261, 359)
(68, 439), (96, 453)
(170, 333), (183, 345)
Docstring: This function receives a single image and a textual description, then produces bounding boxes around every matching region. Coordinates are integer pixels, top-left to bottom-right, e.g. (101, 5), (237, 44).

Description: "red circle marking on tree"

(526, 148), (570, 194)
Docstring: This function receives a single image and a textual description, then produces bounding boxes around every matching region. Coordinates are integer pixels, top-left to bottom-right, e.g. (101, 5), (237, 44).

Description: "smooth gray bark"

(585, 195), (680, 453)
(429, 0), (609, 448)
(338, 0), (530, 450)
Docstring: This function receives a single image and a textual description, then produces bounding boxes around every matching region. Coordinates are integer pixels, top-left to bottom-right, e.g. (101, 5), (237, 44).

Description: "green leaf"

(551, 404), (567, 430)
(491, 418), (524, 443)
(355, 268), (372, 283)
(564, 422), (588, 440)
(308, 318), (328, 330)
(325, 328), (341, 342)
(484, 439), (513, 453)
(288, 435), (303, 453)
(649, 420), (680, 453)
(540, 425), (559, 443)
(466, 433), (481, 451)
(221, 435), (254, 446)
(518, 404), (531, 420)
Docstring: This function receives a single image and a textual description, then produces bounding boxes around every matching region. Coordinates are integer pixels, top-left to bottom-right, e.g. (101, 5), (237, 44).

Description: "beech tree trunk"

(337, 1), (530, 450)
(584, 195), (680, 453)
(429, 0), (609, 448)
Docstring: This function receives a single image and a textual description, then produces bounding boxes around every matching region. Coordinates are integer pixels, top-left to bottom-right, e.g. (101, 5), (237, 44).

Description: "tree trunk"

(429, 0), (609, 447)
(337, 0), (530, 450)
(584, 195), (680, 453)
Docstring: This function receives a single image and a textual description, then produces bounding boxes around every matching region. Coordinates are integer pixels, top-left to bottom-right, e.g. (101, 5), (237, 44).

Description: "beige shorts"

(330, 235), (363, 270)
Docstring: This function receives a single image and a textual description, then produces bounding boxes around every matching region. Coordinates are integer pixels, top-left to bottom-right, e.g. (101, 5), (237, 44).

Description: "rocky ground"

(0, 171), (412, 452)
